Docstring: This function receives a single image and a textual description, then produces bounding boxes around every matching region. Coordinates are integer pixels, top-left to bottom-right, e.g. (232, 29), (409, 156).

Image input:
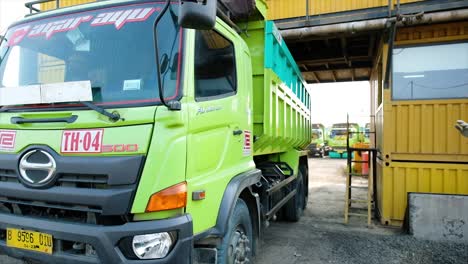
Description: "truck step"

(347, 213), (369, 217)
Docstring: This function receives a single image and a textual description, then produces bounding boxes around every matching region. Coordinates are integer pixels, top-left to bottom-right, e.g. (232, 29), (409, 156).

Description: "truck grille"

(1, 171), (108, 189)
(0, 148), (145, 217)
(0, 169), (16, 182)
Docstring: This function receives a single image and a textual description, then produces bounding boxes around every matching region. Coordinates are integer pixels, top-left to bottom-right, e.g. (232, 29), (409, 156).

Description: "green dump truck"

(308, 123), (328, 157)
(362, 123), (371, 144)
(328, 123), (359, 158)
(0, 0), (311, 263)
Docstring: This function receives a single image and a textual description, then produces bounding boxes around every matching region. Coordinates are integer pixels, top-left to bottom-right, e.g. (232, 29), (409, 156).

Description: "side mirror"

(179, 0), (217, 30)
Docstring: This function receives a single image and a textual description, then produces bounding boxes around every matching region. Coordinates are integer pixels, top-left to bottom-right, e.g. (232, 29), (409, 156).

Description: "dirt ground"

(254, 158), (468, 264)
(1, 158), (467, 264)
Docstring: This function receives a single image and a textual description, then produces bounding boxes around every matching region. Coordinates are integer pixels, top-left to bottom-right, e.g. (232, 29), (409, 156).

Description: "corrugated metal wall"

(41, 0), (95, 11)
(38, 55), (65, 84)
(388, 101), (468, 161)
(377, 161), (468, 225)
(373, 21), (468, 226)
(395, 21), (468, 45)
(388, 22), (468, 162)
(266, 0), (422, 20)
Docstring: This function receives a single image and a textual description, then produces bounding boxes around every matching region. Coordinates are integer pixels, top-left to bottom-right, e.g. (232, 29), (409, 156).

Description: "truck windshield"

(330, 129), (347, 138)
(0, 3), (182, 108)
(311, 129), (322, 140)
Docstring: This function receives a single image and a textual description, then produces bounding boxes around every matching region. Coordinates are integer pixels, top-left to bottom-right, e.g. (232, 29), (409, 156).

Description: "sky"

(309, 81), (371, 128)
(0, 1), (372, 127)
(0, 0), (29, 34)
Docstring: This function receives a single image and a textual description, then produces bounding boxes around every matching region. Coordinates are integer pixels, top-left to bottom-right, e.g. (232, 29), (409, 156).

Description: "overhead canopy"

(275, 0), (468, 83)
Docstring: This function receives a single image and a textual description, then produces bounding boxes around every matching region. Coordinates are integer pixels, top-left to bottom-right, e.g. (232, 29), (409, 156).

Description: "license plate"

(6, 228), (53, 255)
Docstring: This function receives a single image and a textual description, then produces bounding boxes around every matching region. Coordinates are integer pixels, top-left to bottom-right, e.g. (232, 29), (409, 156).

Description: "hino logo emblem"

(19, 150), (57, 187)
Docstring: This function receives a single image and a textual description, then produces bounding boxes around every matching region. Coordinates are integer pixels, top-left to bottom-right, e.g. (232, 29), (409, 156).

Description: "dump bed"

(240, 18), (312, 156)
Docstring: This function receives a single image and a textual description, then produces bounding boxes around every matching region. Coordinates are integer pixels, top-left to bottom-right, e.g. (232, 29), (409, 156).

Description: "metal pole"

(388, 0), (392, 17)
(410, 81), (414, 99)
(56, 0), (59, 8)
(306, 0), (310, 24)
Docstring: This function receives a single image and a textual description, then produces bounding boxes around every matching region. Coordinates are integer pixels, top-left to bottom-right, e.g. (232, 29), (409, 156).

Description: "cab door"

(185, 23), (253, 234)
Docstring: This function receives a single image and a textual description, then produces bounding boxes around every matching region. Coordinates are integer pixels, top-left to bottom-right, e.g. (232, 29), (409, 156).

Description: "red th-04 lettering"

(61, 129), (103, 153)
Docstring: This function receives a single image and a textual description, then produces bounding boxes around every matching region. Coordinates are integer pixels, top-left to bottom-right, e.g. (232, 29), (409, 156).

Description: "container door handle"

(233, 129), (243, 136)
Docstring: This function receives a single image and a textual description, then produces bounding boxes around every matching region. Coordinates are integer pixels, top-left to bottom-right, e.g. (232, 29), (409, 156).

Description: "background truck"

(0, 0), (311, 263)
(308, 123), (328, 157)
(327, 123), (359, 158)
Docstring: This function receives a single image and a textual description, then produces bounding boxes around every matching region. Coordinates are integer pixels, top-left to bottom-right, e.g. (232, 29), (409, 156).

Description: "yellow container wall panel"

(41, 0), (96, 11)
(267, 0), (422, 20)
(396, 21), (468, 45)
(377, 161), (468, 225)
(38, 54), (65, 84)
(266, 0), (307, 20)
(383, 22), (468, 162)
(387, 101), (468, 162)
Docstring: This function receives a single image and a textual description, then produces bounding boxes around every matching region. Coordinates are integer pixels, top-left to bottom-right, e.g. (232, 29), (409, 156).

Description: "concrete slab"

(409, 193), (468, 243)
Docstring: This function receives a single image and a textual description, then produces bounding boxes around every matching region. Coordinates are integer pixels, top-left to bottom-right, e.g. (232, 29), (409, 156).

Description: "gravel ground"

(1, 158), (467, 264)
(255, 158), (468, 264)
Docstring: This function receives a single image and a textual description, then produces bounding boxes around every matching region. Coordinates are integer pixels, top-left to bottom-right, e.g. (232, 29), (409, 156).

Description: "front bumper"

(0, 213), (193, 264)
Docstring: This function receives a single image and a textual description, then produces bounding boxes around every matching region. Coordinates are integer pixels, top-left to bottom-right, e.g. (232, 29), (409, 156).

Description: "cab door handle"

(233, 129), (243, 136)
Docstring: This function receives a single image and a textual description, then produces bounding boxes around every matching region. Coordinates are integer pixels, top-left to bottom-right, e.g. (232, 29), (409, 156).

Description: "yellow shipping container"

(377, 162), (468, 226)
(371, 21), (468, 226)
(41, 0), (95, 11)
(266, 0), (422, 20)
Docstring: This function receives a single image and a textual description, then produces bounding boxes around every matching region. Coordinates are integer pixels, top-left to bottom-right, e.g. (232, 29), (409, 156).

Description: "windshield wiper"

(80, 101), (122, 122)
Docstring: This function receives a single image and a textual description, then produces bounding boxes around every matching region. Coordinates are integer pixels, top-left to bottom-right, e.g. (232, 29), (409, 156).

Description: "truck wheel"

(299, 164), (309, 210)
(217, 198), (253, 264)
(284, 170), (305, 222)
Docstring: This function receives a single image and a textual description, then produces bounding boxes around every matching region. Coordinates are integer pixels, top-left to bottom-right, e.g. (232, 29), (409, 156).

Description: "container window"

(392, 42), (468, 100)
(194, 30), (236, 100)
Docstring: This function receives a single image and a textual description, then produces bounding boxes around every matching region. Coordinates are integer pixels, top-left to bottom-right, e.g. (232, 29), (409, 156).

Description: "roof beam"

(311, 71), (320, 83)
(297, 55), (372, 66)
(300, 61), (373, 72)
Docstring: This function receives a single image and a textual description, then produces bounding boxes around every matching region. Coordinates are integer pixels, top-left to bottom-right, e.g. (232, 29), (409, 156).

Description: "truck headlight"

(132, 232), (174, 259)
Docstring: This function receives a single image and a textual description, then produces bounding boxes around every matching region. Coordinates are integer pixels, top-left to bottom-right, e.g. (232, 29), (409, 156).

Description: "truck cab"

(0, 1), (311, 263)
(328, 123), (359, 158)
(308, 123), (328, 157)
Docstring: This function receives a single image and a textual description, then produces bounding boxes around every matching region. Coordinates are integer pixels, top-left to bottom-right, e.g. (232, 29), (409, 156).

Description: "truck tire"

(283, 170), (305, 222)
(299, 164), (309, 210)
(217, 198), (253, 264)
